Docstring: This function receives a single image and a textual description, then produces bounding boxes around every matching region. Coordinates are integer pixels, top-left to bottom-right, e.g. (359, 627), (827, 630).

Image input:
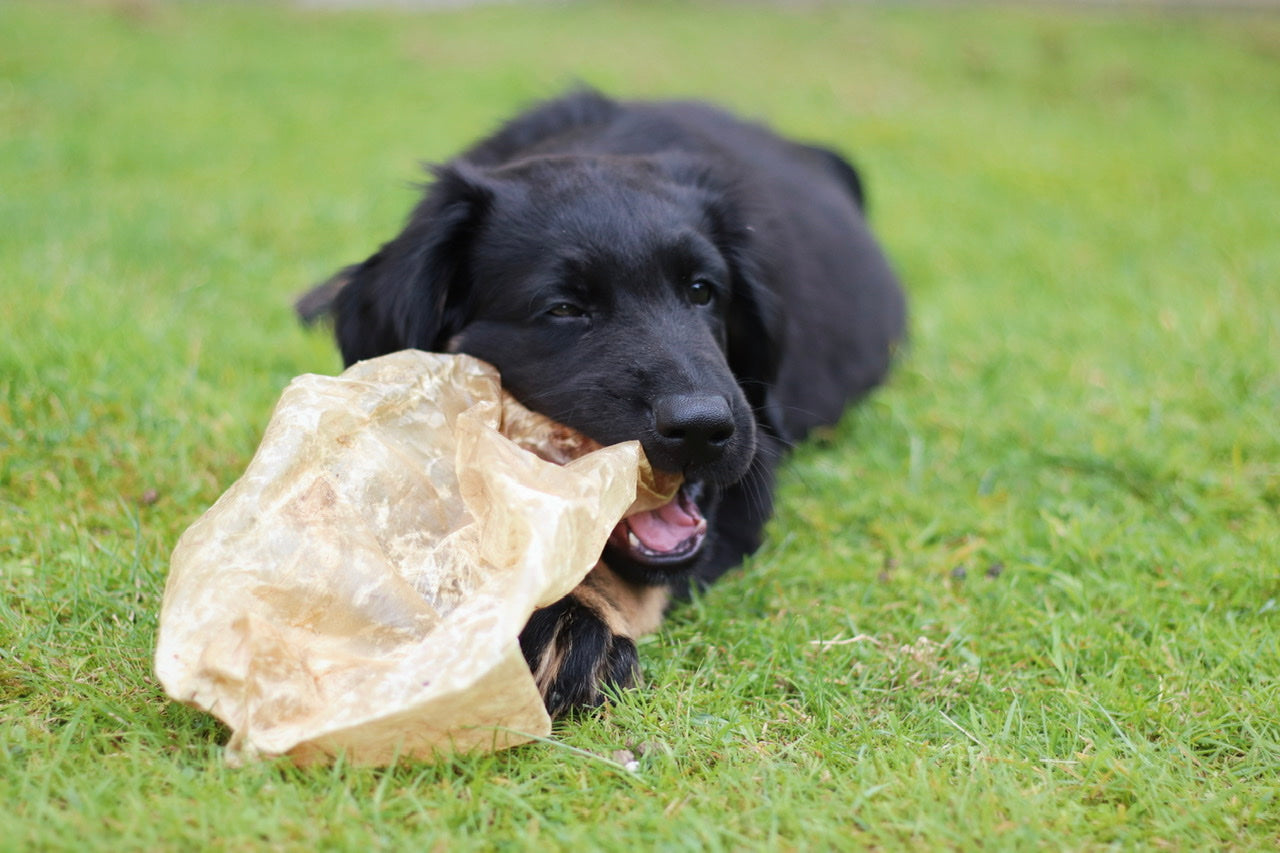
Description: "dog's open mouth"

(608, 483), (708, 565)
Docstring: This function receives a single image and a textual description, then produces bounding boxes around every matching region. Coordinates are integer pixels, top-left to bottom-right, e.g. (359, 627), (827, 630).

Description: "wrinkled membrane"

(155, 351), (677, 765)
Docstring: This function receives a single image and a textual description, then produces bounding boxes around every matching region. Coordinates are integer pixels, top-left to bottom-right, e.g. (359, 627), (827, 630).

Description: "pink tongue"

(627, 495), (706, 553)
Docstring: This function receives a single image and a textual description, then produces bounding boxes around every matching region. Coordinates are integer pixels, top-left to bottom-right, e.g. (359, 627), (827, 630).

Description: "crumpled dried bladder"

(155, 351), (678, 766)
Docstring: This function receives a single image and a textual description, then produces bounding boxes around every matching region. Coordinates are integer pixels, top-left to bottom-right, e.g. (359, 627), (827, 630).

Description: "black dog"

(298, 90), (905, 716)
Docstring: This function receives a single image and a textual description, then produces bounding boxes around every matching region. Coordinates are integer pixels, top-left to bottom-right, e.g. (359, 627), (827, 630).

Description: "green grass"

(3, 0), (1279, 848)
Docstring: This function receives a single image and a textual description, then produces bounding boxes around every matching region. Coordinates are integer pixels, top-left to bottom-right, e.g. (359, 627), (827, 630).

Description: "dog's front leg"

(518, 563), (669, 718)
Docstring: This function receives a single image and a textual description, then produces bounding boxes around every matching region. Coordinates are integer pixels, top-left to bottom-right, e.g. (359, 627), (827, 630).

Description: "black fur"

(518, 596), (640, 718)
(303, 90), (906, 714)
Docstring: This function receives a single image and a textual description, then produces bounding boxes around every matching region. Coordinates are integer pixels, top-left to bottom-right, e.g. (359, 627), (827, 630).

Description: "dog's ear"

(322, 164), (493, 366)
(724, 241), (788, 441)
(669, 161), (788, 439)
(703, 198), (788, 441)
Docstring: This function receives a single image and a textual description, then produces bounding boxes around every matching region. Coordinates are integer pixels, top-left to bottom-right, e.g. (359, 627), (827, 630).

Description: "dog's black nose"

(652, 394), (735, 468)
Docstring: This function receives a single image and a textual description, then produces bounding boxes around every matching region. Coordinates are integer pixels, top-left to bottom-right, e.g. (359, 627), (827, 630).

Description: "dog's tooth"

(628, 531), (642, 551)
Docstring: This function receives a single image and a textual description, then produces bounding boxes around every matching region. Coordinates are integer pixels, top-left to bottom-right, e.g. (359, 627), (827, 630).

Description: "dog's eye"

(546, 302), (587, 319)
(688, 280), (715, 306)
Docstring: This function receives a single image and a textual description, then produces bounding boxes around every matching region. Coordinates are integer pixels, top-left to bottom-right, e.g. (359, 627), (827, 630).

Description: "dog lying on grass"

(298, 89), (906, 716)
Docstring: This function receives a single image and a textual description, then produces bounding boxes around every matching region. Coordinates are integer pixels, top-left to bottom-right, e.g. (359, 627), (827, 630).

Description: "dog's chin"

(603, 481), (712, 585)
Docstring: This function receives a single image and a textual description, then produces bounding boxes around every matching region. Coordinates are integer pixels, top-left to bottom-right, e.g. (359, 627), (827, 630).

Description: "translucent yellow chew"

(155, 351), (677, 766)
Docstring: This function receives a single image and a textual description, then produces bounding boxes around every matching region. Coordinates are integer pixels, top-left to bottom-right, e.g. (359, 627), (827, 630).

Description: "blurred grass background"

(2, 0), (1278, 848)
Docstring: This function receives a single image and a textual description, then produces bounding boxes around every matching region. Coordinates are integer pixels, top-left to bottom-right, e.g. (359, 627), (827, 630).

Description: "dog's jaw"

(601, 481), (723, 585)
(608, 482), (708, 565)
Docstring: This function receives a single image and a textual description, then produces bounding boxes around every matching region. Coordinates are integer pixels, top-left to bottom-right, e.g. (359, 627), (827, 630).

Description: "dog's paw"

(518, 593), (640, 718)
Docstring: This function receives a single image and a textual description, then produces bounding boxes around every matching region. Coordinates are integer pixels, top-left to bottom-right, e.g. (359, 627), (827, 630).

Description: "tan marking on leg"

(532, 636), (569, 695)
(579, 564), (671, 638)
(531, 566), (670, 704)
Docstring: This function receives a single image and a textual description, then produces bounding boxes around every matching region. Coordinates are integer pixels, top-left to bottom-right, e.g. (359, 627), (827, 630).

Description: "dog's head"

(314, 155), (783, 579)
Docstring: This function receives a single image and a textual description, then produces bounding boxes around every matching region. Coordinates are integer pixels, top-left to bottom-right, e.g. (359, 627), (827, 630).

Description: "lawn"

(2, 0), (1278, 848)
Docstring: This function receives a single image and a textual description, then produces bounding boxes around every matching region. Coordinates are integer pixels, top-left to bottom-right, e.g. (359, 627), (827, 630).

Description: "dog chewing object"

(154, 351), (678, 765)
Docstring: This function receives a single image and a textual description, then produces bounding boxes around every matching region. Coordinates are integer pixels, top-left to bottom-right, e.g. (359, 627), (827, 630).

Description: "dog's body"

(302, 90), (905, 715)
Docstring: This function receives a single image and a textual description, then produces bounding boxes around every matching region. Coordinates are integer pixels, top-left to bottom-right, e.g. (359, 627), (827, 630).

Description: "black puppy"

(299, 90), (905, 716)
